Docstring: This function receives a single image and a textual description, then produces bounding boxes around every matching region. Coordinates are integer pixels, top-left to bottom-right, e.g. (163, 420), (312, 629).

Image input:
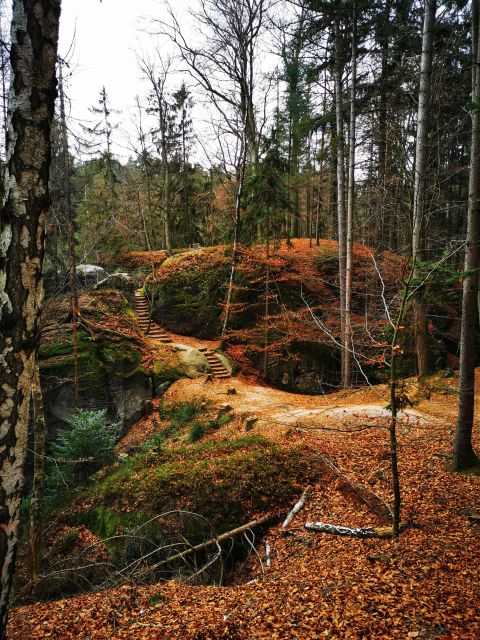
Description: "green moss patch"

(82, 435), (320, 534)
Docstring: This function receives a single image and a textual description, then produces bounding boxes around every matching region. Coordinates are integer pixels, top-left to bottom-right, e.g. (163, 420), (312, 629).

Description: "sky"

(58, 0), (193, 160)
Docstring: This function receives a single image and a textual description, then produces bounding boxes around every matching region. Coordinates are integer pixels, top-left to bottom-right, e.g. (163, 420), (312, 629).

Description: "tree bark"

(412, 0), (436, 377)
(334, 17), (347, 384)
(0, 1), (60, 635)
(453, 0), (480, 471)
(28, 364), (45, 582)
(343, 3), (356, 388)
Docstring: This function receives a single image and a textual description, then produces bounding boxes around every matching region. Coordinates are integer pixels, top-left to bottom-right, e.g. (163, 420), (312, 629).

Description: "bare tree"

(161, 0), (270, 342)
(58, 59), (80, 407)
(334, 15), (347, 384)
(343, 1), (357, 388)
(0, 0), (61, 634)
(138, 55), (175, 253)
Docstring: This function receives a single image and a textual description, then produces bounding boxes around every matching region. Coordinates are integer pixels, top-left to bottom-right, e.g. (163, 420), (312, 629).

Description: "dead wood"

(282, 487), (310, 531)
(153, 515), (273, 569)
(305, 521), (393, 538)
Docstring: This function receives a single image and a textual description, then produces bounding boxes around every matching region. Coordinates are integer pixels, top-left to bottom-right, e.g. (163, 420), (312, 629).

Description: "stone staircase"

(134, 290), (172, 344)
(134, 290), (231, 380)
(198, 346), (231, 380)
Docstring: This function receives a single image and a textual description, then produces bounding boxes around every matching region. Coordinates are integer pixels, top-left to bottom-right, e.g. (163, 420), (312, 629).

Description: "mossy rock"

(145, 247), (231, 339)
(79, 435), (320, 534)
(39, 294), (152, 439)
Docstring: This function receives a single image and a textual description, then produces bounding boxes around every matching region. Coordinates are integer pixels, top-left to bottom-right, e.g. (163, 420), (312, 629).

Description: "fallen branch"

(153, 515), (273, 570)
(305, 521), (393, 538)
(282, 487), (310, 530)
(264, 540), (271, 567)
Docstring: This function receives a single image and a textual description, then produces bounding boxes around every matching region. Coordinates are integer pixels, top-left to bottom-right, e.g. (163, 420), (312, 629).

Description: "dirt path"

(164, 375), (443, 436)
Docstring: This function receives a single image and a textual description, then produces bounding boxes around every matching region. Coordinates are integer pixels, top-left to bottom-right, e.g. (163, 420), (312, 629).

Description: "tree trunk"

(28, 364), (45, 582)
(0, 1), (60, 635)
(453, 0), (480, 471)
(343, 3), (356, 388)
(263, 213), (270, 379)
(375, 0), (391, 251)
(220, 132), (247, 347)
(59, 62), (79, 407)
(334, 18), (347, 384)
(412, 0), (436, 377)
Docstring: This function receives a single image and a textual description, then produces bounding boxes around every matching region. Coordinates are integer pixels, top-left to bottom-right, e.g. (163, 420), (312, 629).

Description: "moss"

(79, 435), (318, 534)
(153, 349), (185, 385)
(97, 340), (143, 377)
(74, 505), (149, 539)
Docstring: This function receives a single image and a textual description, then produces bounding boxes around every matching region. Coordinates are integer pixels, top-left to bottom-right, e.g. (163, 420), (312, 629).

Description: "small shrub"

(158, 400), (202, 426)
(209, 413), (233, 430)
(188, 421), (206, 442)
(48, 410), (120, 492)
(171, 401), (201, 425)
(148, 592), (167, 606)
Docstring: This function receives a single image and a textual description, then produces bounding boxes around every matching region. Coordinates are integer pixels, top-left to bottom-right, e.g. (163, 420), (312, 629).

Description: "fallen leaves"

(10, 372), (480, 639)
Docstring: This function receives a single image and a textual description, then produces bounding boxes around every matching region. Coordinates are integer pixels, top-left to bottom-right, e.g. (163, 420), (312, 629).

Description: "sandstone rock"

(175, 344), (210, 377)
(93, 272), (135, 305)
(76, 264), (107, 288)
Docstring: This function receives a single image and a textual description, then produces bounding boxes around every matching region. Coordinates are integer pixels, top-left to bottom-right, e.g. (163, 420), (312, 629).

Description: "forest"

(0, 0), (479, 638)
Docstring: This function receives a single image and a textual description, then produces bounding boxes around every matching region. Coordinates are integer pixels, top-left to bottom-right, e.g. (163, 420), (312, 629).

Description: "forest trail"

(135, 289), (231, 380)
(163, 374), (445, 439)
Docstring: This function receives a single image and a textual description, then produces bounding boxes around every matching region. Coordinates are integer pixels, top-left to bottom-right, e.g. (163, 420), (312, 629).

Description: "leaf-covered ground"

(11, 372), (479, 639)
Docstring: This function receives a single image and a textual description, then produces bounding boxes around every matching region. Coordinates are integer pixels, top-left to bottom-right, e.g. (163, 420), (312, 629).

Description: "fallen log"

(282, 487), (310, 530)
(154, 514), (273, 569)
(305, 521), (393, 539)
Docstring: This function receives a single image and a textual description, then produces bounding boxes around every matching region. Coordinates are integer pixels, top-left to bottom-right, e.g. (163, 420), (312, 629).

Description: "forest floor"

(11, 371), (480, 639)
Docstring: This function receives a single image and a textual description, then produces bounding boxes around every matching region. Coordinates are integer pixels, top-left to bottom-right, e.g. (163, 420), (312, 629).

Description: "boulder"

(76, 264), (107, 288)
(175, 344), (210, 377)
(93, 272), (135, 305)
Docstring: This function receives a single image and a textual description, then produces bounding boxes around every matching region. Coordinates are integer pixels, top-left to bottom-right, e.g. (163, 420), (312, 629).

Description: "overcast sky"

(58, 0), (192, 160)
(58, 0), (281, 167)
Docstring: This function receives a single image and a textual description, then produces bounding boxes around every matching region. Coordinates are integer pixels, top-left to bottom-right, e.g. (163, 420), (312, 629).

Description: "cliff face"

(39, 291), (154, 439)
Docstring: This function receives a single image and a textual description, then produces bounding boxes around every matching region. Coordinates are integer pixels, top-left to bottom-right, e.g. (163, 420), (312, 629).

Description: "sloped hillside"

(145, 239), (461, 392)
(11, 370), (480, 639)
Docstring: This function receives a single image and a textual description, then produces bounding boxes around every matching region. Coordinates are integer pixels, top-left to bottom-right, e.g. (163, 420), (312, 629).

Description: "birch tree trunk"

(412, 0), (436, 377)
(453, 0), (480, 471)
(343, 3), (356, 388)
(0, 1), (60, 634)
